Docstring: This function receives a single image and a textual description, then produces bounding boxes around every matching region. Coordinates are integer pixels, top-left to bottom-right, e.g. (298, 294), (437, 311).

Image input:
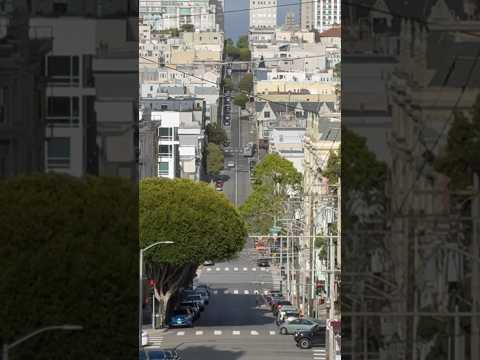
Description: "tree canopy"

(206, 142), (224, 176)
(206, 123), (228, 146)
(322, 150), (340, 184)
(239, 73), (253, 93)
(234, 93), (249, 108)
(0, 174), (138, 359)
(236, 35), (248, 49)
(435, 95), (480, 189)
(239, 154), (302, 234)
(223, 77), (233, 91)
(140, 178), (246, 320)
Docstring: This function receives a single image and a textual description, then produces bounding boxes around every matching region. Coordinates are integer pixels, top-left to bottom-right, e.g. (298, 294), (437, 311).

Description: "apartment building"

(300, 0), (315, 31)
(314, 0), (341, 33)
(249, 0), (277, 29)
(140, 0), (219, 32)
(0, 3), (52, 177)
(141, 97), (206, 181)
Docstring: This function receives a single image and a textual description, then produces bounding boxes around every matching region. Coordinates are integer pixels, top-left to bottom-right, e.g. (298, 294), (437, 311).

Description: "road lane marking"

(215, 267), (220, 271)
(254, 290), (259, 294)
(252, 268), (257, 271)
(233, 289), (239, 294)
(224, 290), (229, 294)
(233, 330), (241, 335)
(243, 267), (248, 271)
(263, 290), (269, 295)
(250, 330), (259, 335)
(214, 330), (222, 335)
(269, 331), (276, 335)
(234, 267), (239, 271)
(244, 290), (249, 294)
(177, 331), (185, 336)
(260, 267), (265, 271)
(225, 267), (229, 271)
(206, 268), (211, 271)
(213, 290), (218, 294)
(195, 331), (203, 335)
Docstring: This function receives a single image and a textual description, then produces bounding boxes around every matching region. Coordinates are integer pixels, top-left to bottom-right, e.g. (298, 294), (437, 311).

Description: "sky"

(224, 0), (300, 41)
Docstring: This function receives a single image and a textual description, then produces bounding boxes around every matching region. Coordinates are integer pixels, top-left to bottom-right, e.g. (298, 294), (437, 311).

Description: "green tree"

(225, 38), (234, 47)
(140, 178), (246, 323)
(223, 77), (233, 91)
(435, 95), (480, 189)
(206, 123), (228, 146)
(322, 150), (340, 184)
(180, 24), (194, 32)
(239, 154), (302, 234)
(239, 47), (251, 61)
(0, 174), (138, 359)
(236, 35), (249, 48)
(239, 73), (253, 93)
(234, 93), (249, 108)
(206, 142), (224, 176)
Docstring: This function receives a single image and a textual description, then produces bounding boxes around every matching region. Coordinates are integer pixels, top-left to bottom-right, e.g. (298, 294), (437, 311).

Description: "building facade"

(314, 0), (341, 33)
(249, 0), (277, 29)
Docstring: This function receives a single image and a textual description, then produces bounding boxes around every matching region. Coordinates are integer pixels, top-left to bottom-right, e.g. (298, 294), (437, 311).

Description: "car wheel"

(280, 327), (288, 335)
(299, 338), (311, 349)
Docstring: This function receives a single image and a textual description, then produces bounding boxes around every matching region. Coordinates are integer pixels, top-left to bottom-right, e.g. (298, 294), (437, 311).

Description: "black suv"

(294, 324), (326, 349)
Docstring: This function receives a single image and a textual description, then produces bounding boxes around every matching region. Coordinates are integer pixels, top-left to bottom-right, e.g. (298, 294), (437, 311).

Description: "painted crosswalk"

(145, 333), (164, 347)
(211, 289), (270, 295)
(312, 348), (326, 360)
(166, 329), (280, 337)
(203, 267), (270, 273)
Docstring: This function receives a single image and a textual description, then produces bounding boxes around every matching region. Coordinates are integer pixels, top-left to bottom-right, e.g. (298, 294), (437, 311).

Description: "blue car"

(140, 350), (181, 359)
(168, 309), (193, 328)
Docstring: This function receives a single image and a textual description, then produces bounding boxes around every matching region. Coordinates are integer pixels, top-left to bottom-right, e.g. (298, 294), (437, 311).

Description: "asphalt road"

(222, 71), (252, 207)
(146, 239), (324, 360)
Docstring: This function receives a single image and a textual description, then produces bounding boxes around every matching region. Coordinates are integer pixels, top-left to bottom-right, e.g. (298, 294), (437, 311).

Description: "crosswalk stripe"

(244, 290), (249, 294)
(206, 268), (211, 271)
(233, 289), (239, 294)
(213, 290), (218, 294)
(261, 267), (265, 271)
(269, 331), (276, 335)
(224, 290), (229, 294)
(225, 267), (229, 271)
(233, 330), (241, 335)
(243, 267), (248, 271)
(252, 267), (257, 271)
(263, 290), (269, 295)
(216, 267), (220, 271)
(234, 267), (238, 271)
(177, 331), (185, 336)
(195, 331), (203, 335)
(214, 330), (222, 335)
(250, 330), (259, 335)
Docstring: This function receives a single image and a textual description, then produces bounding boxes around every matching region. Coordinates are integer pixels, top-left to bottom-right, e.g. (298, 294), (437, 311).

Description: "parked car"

(178, 304), (199, 321)
(227, 160), (235, 168)
(140, 349), (182, 359)
(257, 258), (270, 267)
(180, 301), (200, 320)
(273, 299), (292, 315)
(279, 317), (322, 335)
(194, 288), (209, 304)
(185, 294), (206, 310)
(223, 119), (230, 127)
(294, 324), (327, 349)
(195, 284), (211, 296)
(168, 308), (193, 328)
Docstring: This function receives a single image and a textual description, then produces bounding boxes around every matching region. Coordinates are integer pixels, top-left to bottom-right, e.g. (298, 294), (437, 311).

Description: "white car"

(227, 161), (235, 168)
(141, 331), (149, 346)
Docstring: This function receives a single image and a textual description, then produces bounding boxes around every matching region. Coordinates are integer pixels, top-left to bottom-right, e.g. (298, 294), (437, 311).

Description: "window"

(158, 162), (169, 176)
(46, 56), (79, 86)
(264, 111), (270, 118)
(47, 138), (70, 168)
(158, 144), (173, 156)
(46, 97), (79, 127)
(0, 87), (7, 124)
(296, 111), (303, 117)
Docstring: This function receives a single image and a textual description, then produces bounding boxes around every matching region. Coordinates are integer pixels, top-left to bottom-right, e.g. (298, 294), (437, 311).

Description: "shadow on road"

(194, 288), (276, 327)
(174, 345), (245, 360)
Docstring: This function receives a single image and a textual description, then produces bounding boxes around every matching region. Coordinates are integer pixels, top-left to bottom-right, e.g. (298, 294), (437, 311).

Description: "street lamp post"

(139, 241), (174, 349)
(3, 325), (83, 360)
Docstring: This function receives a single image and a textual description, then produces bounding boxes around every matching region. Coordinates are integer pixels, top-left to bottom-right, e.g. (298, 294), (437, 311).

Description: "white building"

(269, 127), (305, 173)
(249, 0), (277, 29)
(140, 0), (219, 32)
(314, 0), (340, 33)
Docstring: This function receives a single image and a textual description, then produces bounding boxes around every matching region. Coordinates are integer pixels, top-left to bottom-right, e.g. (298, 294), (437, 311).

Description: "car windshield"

(174, 309), (189, 315)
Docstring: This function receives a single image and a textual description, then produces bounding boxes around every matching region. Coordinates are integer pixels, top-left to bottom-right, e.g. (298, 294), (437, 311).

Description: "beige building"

(300, 0), (315, 30)
(256, 80), (336, 96)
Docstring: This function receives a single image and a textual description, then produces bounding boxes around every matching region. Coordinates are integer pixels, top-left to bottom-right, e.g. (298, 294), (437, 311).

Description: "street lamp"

(3, 325), (83, 360)
(139, 241), (174, 349)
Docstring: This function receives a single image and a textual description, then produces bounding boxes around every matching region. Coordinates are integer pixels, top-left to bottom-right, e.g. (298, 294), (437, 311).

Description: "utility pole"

(328, 233), (336, 360)
(472, 173), (479, 360)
